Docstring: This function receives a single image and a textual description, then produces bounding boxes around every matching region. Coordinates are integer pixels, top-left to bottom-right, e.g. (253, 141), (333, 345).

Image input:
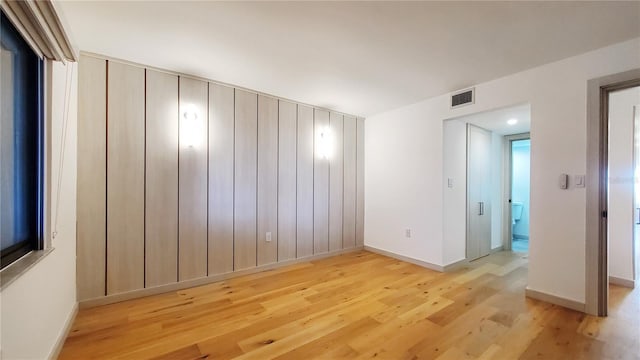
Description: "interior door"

(467, 124), (492, 260)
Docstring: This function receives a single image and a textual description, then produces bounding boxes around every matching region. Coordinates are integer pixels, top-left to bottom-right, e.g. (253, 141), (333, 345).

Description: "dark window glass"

(1, 11), (44, 269)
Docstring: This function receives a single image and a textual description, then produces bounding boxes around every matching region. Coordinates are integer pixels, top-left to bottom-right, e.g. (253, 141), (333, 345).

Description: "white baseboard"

(525, 287), (586, 313)
(443, 258), (468, 271)
(609, 276), (635, 288)
(49, 302), (78, 359)
(80, 246), (364, 308)
(364, 245), (456, 272)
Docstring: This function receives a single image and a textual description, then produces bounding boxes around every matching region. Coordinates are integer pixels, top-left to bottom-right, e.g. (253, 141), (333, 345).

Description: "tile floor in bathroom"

(512, 238), (529, 253)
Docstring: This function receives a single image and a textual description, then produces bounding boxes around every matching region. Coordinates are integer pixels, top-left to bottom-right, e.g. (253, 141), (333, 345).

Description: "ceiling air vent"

(451, 87), (475, 108)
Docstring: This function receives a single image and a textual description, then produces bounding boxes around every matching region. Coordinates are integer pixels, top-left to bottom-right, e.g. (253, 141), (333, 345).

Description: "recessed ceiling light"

(507, 118), (518, 125)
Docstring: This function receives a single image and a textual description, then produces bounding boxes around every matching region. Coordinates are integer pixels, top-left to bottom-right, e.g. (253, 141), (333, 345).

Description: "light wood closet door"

(314, 109), (330, 254)
(106, 62), (145, 295)
(342, 115), (357, 249)
(208, 83), (234, 275)
(278, 101), (297, 261)
(356, 117), (365, 247)
(467, 124), (492, 260)
(145, 70), (178, 287)
(77, 55), (106, 300)
(234, 89), (258, 270)
(257, 95), (278, 265)
(178, 77), (208, 281)
(329, 112), (344, 252)
(297, 105), (314, 257)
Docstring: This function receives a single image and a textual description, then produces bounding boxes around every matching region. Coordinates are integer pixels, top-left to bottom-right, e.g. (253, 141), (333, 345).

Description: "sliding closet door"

(234, 89), (258, 270)
(329, 112), (344, 252)
(106, 62), (145, 295)
(297, 105), (314, 257)
(314, 109), (330, 254)
(208, 83), (234, 275)
(145, 70), (179, 287)
(77, 55), (106, 300)
(342, 116), (357, 249)
(278, 101), (297, 261)
(257, 95), (278, 266)
(356, 117), (365, 247)
(178, 77), (208, 281)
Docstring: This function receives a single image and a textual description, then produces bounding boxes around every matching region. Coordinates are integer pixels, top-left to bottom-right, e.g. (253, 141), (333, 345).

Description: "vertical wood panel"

(356, 117), (365, 247)
(208, 83), (234, 275)
(234, 89), (258, 270)
(179, 77), (208, 281)
(257, 95), (278, 266)
(329, 112), (344, 252)
(296, 105), (314, 257)
(145, 70), (179, 287)
(106, 61), (145, 295)
(77, 55), (106, 300)
(342, 116), (357, 249)
(278, 101), (297, 261)
(314, 109), (330, 254)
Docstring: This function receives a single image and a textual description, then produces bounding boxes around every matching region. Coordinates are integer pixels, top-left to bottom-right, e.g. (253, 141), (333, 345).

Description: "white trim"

(609, 276), (635, 288)
(48, 302), (78, 360)
(525, 287), (586, 313)
(364, 245), (457, 272)
(0, 0), (76, 61)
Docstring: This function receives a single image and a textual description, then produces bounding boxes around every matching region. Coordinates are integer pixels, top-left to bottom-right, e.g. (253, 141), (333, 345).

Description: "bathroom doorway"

(508, 136), (531, 253)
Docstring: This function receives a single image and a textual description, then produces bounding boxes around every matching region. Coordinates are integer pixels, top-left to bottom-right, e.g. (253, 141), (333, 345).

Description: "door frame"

(634, 105), (640, 283)
(586, 69), (640, 316)
(504, 133), (530, 251)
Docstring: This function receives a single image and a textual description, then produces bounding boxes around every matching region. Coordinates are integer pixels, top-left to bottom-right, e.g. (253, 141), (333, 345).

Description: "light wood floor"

(60, 251), (639, 359)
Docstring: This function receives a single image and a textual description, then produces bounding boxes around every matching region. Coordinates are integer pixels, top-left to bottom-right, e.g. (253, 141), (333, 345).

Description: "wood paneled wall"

(76, 54), (365, 301)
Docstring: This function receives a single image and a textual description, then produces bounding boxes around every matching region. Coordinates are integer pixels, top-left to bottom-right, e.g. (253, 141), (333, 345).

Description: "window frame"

(0, 10), (47, 271)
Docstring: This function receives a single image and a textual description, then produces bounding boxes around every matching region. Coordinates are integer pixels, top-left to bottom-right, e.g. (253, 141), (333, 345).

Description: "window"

(0, 11), (44, 269)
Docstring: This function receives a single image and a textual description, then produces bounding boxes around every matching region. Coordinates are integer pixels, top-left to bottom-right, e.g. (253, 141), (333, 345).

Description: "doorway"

(608, 86), (640, 288)
(508, 136), (531, 253)
(585, 69), (640, 316)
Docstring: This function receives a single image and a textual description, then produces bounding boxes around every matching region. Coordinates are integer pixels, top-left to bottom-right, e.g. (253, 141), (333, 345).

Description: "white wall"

(365, 37), (640, 304)
(443, 119), (467, 265)
(0, 61), (78, 359)
(608, 86), (640, 283)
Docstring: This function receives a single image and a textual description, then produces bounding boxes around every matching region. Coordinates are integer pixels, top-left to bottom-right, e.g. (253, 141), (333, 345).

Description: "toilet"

(511, 201), (524, 239)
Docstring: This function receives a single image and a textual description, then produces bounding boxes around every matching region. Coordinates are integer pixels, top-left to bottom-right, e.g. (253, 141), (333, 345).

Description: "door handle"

(479, 202), (484, 216)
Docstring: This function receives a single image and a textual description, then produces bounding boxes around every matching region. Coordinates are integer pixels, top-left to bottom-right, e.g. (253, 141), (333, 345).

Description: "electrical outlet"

(405, 229), (411, 238)
(266, 232), (272, 242)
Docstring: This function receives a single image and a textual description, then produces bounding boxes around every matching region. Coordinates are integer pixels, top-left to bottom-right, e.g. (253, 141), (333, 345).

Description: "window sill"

(0, 248), (54, 291)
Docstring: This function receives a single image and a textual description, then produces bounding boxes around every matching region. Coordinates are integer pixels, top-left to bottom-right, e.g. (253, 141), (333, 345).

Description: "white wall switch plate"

(405, 229), (411, 238)
(266, 232), (272, 242)
(574, 175), (585, 188)
(559, 174), (569, 189)
(447, 178), (454, 188)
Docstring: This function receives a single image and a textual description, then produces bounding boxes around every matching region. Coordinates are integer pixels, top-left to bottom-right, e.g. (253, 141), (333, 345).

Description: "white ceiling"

(454, 103), (531, 136)
(57, 1), (640, 117)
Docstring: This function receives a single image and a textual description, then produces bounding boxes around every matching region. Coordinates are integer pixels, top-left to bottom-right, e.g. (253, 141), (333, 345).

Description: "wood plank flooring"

(59, 251), (640, 359)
